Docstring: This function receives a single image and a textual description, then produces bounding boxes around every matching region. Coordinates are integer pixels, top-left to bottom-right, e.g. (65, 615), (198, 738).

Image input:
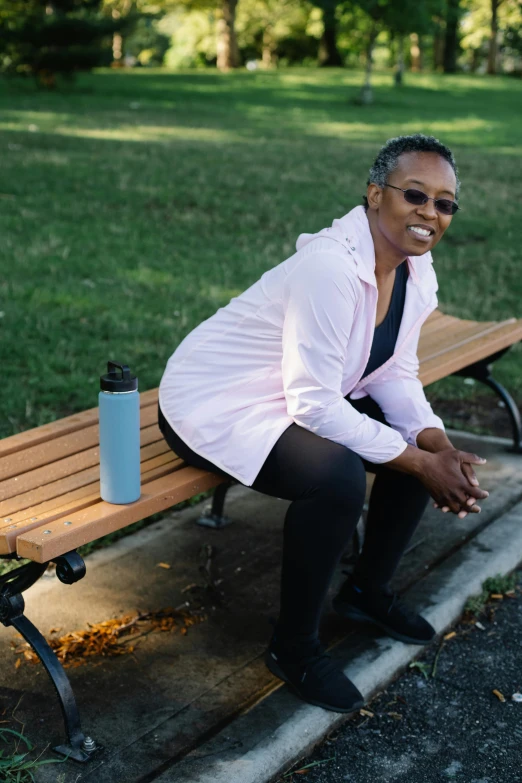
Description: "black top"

(360, 260), (408, 380)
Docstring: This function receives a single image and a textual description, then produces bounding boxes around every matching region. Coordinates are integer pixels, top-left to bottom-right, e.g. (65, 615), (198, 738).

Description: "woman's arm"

(416, 427), (454, 453)
(360, 316), (446, 448)
(281, 251), (410, 463)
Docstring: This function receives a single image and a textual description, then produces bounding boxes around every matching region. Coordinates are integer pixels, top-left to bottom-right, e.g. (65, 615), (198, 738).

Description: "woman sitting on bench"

(158, 133), (489, 714)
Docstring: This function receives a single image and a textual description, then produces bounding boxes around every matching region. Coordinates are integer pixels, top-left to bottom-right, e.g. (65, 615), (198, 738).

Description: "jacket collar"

(330, 205), (434, 289)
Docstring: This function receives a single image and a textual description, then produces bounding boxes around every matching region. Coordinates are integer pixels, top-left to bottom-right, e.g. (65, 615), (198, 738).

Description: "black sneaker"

(332, 573), (436, 645)
(264, 635), (365, 713)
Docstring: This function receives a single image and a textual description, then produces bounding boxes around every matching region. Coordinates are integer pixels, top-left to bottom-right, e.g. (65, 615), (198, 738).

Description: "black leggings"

(157, 395), (430, 641)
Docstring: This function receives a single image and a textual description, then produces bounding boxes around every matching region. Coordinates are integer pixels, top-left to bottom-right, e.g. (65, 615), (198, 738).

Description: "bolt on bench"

(1, 309), (522, 761)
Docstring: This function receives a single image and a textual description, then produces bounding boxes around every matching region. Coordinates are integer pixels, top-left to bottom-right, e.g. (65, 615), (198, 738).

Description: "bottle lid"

(100, 361), (138, 392)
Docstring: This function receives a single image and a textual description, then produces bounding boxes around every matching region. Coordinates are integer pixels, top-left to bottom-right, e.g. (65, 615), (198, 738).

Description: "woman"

(158, 133), (489, 714)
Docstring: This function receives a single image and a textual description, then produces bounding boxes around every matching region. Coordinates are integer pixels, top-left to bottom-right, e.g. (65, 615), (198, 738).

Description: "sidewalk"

(0, 429), (521, 782)
(277, 568), (522, 783)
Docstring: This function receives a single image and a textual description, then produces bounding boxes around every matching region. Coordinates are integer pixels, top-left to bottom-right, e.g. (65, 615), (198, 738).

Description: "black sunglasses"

(384, 183), (460, 216)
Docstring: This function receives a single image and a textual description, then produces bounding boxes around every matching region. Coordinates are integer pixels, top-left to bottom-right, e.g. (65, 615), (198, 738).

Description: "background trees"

(0, 0), (519, 85)
(0, 0), (122, 86)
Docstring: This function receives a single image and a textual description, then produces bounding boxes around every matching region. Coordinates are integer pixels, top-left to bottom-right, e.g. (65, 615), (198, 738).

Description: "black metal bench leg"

(197, 480), (236, 529)
(481, 375), (522, 453)
(454, 353), (522, 454)
(9, 612), (93, 761)
(0, 552), (99, 762)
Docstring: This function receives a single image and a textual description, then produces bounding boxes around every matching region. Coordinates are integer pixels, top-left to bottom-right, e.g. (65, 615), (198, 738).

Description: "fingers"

(458, 499), (482, 518)
(433, 496), (482, 516)
(436, 499), (464, 514)
(461, 462), (479, 487)
(465, 486), (489, 500)
(459, 451), (487, 466)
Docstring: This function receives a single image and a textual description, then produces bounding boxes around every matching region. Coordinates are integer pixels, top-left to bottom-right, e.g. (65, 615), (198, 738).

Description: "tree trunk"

(433, 25), (445, 70)
(388, 31), (396, 69)
(112, 32), (123, 62)
(487, 0), (500, 74)
(112, 9), (123, 64)
(360, 26), (378, 104)
(410, 32), (422, 71)
(318, 4), (343, 66)
(395, 34), (404, 85)
(443, 0), (461, 73)
(216, 0), (240, 71)
(262, 28), (277, 68)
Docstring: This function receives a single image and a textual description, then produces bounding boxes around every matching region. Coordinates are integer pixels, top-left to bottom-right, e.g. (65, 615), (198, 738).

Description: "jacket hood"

(296, 205), (373, 252)
(295, 205), (435, 288)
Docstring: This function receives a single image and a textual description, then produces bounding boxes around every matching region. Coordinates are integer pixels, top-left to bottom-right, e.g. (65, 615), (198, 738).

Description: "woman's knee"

(312, 447), (367, 512)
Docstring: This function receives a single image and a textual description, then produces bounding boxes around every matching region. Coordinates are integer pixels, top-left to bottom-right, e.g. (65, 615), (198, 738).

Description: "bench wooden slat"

(16, 467), (227, 563)
(0, 440), (171, 520)
(0, 445), (174, 527)
(419, 320), (522, 386)
(0, 388), (159, 459)
(420, 319), (519, 363)
(418, 317), (517, 362)
(418, 313), (492, 340)
(418, 309), (451, 335)
(0, 424), (164, 503)
(0, 453), (182, 555)
(0, 402), (160, 483)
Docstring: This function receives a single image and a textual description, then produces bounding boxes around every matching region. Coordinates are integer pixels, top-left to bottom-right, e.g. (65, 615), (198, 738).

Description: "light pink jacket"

(158, 205), (445, 487)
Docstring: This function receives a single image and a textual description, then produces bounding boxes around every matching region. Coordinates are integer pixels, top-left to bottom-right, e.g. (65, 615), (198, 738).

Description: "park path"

(0, 430), (521, 782)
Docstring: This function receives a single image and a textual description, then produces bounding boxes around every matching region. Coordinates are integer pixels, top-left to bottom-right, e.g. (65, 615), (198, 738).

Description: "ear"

(366, 183), (382, 210)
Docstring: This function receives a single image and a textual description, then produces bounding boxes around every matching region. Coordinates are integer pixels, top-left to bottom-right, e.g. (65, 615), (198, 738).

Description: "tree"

(488, 0), (499, 70)
(347, 0), (385, 103)
(460, 0), (521, 73)
(161, 0), (240, 70)
(235, 0), (318, 68)
(384, 0), (443, 84)
(0, 0), (122, 87)
(170, 0), (240, 69)
(103, 0), (166, 64)
(443, 0), (463, 72)
(313, 0), (343, 65)
(216, 0), (240, 68)
(350, 0), (444, 102)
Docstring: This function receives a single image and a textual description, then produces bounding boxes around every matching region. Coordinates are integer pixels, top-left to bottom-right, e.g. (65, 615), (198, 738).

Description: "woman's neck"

(366, 208), (407, 282)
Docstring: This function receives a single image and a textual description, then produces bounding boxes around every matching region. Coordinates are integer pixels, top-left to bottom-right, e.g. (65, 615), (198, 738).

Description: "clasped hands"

(428, 447), (489, 519)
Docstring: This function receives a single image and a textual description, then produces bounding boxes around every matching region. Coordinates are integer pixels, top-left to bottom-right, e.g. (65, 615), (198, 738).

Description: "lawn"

(1, 67), (521, 439)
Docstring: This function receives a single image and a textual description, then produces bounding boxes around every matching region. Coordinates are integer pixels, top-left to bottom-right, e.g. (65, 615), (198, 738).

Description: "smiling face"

(366, 151), (458, 258)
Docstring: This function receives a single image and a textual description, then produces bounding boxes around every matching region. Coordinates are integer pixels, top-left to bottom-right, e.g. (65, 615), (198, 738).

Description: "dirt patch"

(428, 393), (519, 442)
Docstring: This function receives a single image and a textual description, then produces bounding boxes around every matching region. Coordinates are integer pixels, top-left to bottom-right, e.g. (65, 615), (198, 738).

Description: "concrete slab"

(0, 430), (520, 782)
(153, 498), (522, 783)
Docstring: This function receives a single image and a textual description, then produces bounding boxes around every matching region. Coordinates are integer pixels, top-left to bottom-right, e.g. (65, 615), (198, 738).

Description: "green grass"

(464, 571), (519, 616)
(0, 67), (521, 437)
(0, 728), (64, 781)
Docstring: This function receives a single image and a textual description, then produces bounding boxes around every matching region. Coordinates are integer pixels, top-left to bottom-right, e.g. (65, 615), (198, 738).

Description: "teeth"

(409, 226), (431, 237)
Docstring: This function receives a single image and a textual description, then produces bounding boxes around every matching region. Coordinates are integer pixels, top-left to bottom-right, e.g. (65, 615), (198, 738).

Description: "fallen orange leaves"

(12, 607), (206, 669)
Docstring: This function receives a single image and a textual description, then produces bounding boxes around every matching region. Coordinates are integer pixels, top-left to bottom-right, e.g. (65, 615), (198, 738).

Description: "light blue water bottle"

(99, 361), (141, 504)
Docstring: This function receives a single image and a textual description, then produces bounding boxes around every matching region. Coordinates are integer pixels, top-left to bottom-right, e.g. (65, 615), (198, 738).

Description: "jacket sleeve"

(281, 253), (408, 463)
(361, 298), (445, 447)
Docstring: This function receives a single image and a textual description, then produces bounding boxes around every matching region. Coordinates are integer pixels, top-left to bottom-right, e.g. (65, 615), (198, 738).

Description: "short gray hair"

(364, 133), (460, 205)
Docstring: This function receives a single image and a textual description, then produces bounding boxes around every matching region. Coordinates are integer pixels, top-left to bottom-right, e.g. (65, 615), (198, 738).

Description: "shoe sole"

(264, 650), (365, 714)
(333, 601), (435, 646)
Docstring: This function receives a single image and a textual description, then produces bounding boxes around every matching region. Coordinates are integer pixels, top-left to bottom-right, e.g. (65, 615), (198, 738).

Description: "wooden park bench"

(1, 309), (522, 762)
